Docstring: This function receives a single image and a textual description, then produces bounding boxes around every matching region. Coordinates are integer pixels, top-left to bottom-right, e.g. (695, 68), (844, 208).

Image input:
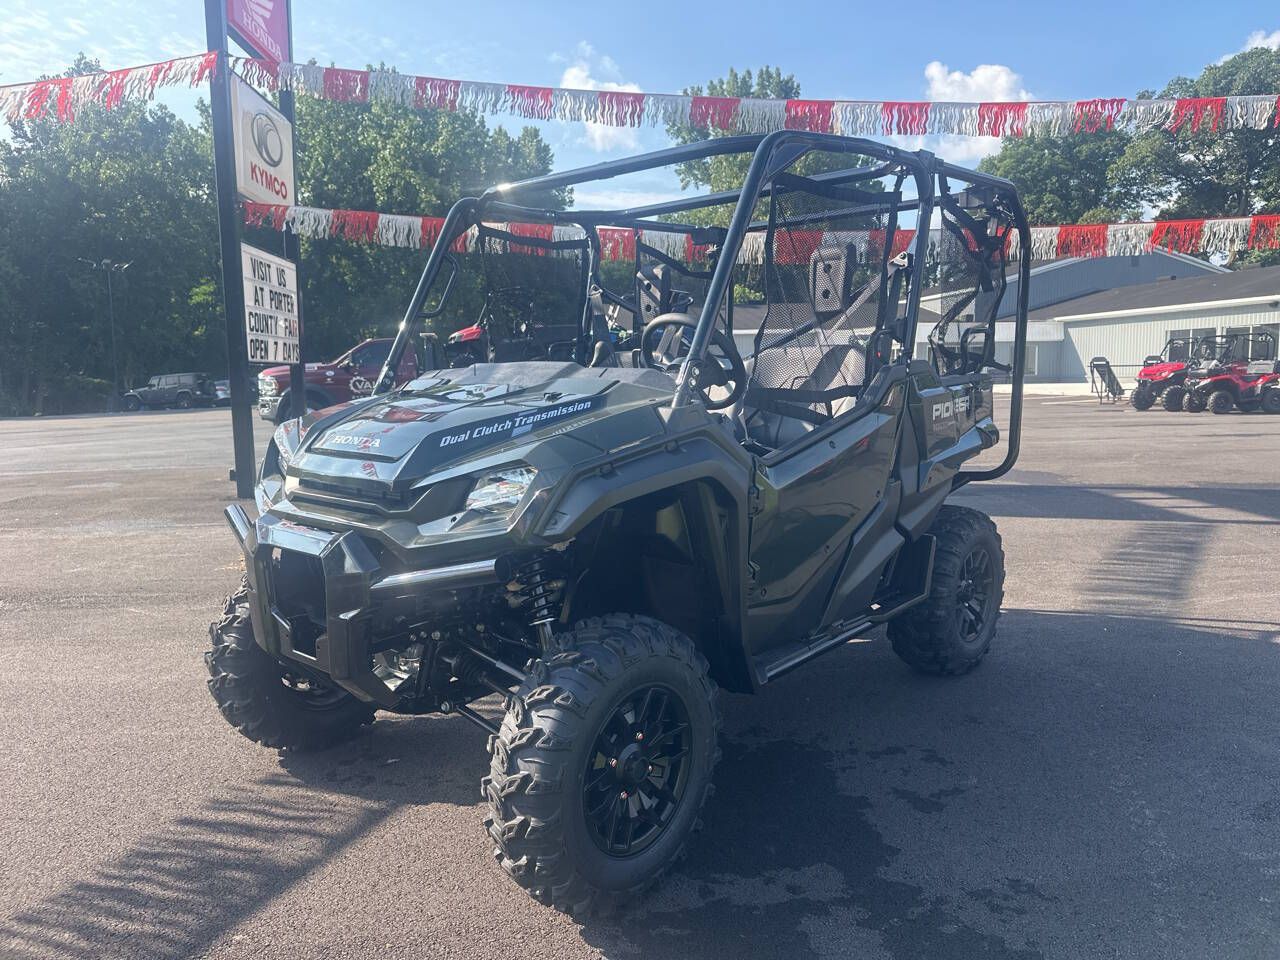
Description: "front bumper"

(224, 504), (499, 707)
(257, 394), (282, 421)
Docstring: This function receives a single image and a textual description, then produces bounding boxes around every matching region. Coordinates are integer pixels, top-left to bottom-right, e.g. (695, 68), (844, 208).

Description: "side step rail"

(756, 619), (875, 683)
(755, 535), (936, 683)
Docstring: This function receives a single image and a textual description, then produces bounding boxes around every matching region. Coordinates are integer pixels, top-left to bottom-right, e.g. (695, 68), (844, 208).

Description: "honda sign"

(227, 0), (289, 65)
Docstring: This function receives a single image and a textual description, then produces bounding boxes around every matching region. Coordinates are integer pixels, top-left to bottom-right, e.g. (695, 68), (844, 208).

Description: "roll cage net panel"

(743, 169), (908, 429)
(472, 225), (591, 362)
(926, 184), (1019, 379)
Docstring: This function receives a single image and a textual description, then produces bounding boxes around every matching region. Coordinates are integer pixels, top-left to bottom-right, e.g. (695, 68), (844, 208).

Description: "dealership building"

(916, 253), (1280, 382)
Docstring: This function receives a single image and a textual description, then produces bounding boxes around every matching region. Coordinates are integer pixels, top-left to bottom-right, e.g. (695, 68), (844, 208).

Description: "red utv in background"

(1184, 353), (1280, 414)
(256, 338), (420, 423)
(1131, 335), (1231, 411)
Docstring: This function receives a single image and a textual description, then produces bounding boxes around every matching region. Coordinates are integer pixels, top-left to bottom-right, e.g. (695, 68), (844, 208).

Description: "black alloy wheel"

(583, 684), (691, 858)
(955, 547), (996, 643)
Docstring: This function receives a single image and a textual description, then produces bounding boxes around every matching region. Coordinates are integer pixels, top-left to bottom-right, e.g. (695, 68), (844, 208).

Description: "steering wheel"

(640, 313), (747, 410)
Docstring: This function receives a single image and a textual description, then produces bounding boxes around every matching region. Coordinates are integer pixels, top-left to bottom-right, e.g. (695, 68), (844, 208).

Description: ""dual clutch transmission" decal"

(430, 395), (605, 456)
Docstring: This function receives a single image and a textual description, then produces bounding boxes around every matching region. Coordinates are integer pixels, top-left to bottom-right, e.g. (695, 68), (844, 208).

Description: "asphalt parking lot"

(1, 397), (1278, 960)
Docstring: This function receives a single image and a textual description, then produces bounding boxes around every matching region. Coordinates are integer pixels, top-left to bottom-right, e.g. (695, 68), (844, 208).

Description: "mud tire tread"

(887, 506), (1004, 676)
(204, 576), (375, 751)
(484, 613), (720, 917)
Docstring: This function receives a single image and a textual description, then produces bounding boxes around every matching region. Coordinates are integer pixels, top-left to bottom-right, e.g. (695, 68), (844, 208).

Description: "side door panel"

(746, 379), (904, 655)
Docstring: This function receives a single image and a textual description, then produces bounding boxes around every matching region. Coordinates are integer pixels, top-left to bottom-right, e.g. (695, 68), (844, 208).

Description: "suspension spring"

(510, 554), (566, 651)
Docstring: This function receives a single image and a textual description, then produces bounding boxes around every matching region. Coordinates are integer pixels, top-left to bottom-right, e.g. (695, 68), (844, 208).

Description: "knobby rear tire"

(888, 506), (1005, 676)
(1129, 385), (1155, 411)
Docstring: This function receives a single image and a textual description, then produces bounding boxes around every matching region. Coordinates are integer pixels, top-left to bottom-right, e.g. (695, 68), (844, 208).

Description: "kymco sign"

(230, 76), (295, 206)
(227, 0), (289, 65)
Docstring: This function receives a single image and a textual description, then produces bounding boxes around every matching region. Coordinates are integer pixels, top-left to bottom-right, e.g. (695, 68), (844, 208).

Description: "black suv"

(123, 372), (217, 411)
(206, 133), (1030, 914)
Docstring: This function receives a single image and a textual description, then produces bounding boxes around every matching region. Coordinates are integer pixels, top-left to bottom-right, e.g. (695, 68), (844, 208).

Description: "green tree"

(977, 133), (1138, 225)
(0, 57), (219, 415)
(277, 74), (562, 356)
(1111, 47), (1280, 222)
(666, 66), (801, 198)
(0, 57), (562, 414)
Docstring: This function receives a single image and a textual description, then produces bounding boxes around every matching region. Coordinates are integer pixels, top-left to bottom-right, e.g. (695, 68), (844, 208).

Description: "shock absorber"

(509, 553), (566, 652)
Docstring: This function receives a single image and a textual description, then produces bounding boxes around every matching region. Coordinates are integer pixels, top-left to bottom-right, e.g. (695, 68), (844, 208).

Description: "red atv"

(1184, 352), (1280, 414)
(1130, 335), (1229, 411)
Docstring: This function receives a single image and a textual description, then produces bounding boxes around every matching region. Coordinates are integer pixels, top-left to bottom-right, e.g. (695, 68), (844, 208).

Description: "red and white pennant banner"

(5, 53), (1278, 139)
(243, 202), (1280, 263)
(0, 53), (218, 123)
(234, 57), (1280, 138)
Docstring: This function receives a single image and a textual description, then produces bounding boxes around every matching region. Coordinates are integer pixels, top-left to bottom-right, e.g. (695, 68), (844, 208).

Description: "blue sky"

(3, 1), (1277, 208)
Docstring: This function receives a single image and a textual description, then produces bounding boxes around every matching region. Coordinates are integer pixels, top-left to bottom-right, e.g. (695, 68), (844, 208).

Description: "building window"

(1226, 324), (1277, 360)
(1168, 329), (1190, 362)
(1252, 323), (1279, 359)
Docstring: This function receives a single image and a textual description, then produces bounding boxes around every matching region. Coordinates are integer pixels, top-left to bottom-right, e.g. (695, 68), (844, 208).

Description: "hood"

(259, 361), (334, 379)
(1138, 360), (1186, 380)
(288, 361), (674, 500)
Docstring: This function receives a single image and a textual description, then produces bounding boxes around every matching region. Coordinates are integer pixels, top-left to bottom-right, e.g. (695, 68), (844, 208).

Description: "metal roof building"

(1026, 264), (1280, 382)
(912, 252), (1280, 382)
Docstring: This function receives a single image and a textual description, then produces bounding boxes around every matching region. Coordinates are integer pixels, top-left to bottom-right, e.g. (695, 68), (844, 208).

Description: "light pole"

(78, 258), (131, 411)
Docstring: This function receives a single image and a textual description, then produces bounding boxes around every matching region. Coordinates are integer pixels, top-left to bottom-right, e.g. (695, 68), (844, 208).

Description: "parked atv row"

(1169, 358), (1280, 414)
(1131, 333), (1279, 414)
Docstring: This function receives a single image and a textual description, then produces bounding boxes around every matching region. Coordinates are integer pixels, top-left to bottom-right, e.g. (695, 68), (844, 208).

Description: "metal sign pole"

(278, 15), (306, 421)
(204, 0), (256, 499)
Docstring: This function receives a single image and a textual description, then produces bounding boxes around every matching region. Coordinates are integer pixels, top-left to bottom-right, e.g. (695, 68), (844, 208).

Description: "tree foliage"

(1111, 48), (1280, 221)
(664, 66), (880, 233)
(0, 59), (558, 415)
(666, 66), (801, 197)
(979, 47), (1280, 264)
(977, 133), (1138, 224)
(0, 57), (219, 415)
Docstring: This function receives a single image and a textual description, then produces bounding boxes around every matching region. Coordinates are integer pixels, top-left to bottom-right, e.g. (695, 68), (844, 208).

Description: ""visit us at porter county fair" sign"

(241, 242), (300, 364)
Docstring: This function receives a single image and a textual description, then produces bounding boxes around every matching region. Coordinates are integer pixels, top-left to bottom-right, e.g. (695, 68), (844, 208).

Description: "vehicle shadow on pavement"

(4, 611), (1277, 960)
(0, 719), (489, 960)
(578, 608), (1280, 960)
(961, 482), (1280, 525)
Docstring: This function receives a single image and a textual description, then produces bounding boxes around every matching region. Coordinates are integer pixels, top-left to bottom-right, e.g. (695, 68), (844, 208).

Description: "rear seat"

(739, 342), (866, 448)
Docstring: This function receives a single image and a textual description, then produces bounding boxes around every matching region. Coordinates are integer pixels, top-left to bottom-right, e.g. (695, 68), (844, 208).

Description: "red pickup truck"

(256, 338), (419, 423)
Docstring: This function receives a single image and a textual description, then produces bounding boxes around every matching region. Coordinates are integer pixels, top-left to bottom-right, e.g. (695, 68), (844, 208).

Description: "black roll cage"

(376, 132), (1031, 484)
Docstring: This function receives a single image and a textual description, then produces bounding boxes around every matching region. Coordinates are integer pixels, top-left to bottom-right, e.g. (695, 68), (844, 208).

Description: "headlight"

(465, 466), (536, 515)
(449, 465), (537, 532)
(259, 375), (279, 396)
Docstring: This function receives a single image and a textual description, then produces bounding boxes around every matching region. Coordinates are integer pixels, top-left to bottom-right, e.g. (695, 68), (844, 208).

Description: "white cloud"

(886, 61), (1034, 167)
(1219, 28), (1280, 62)
(557, 41), (641, 153)
(923, 60), (1032, 104)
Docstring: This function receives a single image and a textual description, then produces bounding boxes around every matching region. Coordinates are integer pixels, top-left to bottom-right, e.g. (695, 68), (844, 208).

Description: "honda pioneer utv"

(206, 133), (1030, 914)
